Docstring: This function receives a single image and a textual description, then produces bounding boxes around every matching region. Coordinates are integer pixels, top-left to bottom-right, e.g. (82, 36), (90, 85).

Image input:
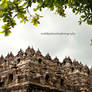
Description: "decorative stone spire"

(28, 46), (31, 49)
(80, 62), (83, 66)
(0, 55), (4, 59)
(73, 59), (80, 66)
(5, 53), (10, 60)
(84, 65), (89, 69)
(25, 46), (35, 56)
(0, 55), (4, 63)
(25, 46), (31, 55)
(90, 66), (92, 74)
(4, 52), (14, 63)
(18, 49), (24, 55)
(53, 56), (59, 63)
(10, 52), (14, 58)
(45, 53), (52, 60)
(62, 56), (72, 65)
(31, 47), (35, 54)
(35, 49), (42, 56)
(26, 46), (31, 52)
(84, 65), (89, 74)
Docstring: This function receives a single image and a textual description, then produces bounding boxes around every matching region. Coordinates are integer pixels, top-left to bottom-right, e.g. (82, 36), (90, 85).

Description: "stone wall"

(0, 47), (91, 92)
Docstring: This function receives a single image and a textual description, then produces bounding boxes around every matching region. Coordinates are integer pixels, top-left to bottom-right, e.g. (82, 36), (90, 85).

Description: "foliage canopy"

(0, 0), (92, 36)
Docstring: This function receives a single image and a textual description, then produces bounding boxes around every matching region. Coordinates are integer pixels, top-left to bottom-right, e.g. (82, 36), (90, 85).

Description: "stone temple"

(0, 47), (92, 92)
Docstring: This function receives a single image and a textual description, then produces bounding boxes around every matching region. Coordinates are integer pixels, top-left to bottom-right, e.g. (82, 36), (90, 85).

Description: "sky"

(0, 7), (92, 67)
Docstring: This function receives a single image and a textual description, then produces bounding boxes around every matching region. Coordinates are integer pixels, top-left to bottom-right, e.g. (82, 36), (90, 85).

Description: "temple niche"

(0, 46), (91, 92)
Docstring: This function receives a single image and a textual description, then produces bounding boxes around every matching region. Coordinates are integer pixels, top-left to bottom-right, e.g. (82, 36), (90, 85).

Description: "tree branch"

(26, 8), (32, 17)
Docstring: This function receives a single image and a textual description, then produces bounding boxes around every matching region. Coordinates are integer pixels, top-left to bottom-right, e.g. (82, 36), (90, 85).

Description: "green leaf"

(34, 23), (38, 26)
(90, 40), (92, 46)
(4, 2), (8, 8)
(81, 15), (86, 18)
(0, 30), (5, 33)
(33, 0), (36, 3)
(0, 11), (3, 17)
(33, 8), (38, 11)
(91, 39), (92, 42)
(5, 30), (11, 36)
(2, 0), (5, 2)
(20, 19), (24, 23)
(87, 20), (92, 25)
(90, 43), (92, 46)
(75, 11), (79, 15)
(1, 25), (6, 29)
(22, 2), (27, 7)
(17, 14), (22, 19)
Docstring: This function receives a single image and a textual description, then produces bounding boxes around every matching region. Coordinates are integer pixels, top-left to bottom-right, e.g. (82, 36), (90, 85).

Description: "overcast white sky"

(0, 7), (92, 67)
